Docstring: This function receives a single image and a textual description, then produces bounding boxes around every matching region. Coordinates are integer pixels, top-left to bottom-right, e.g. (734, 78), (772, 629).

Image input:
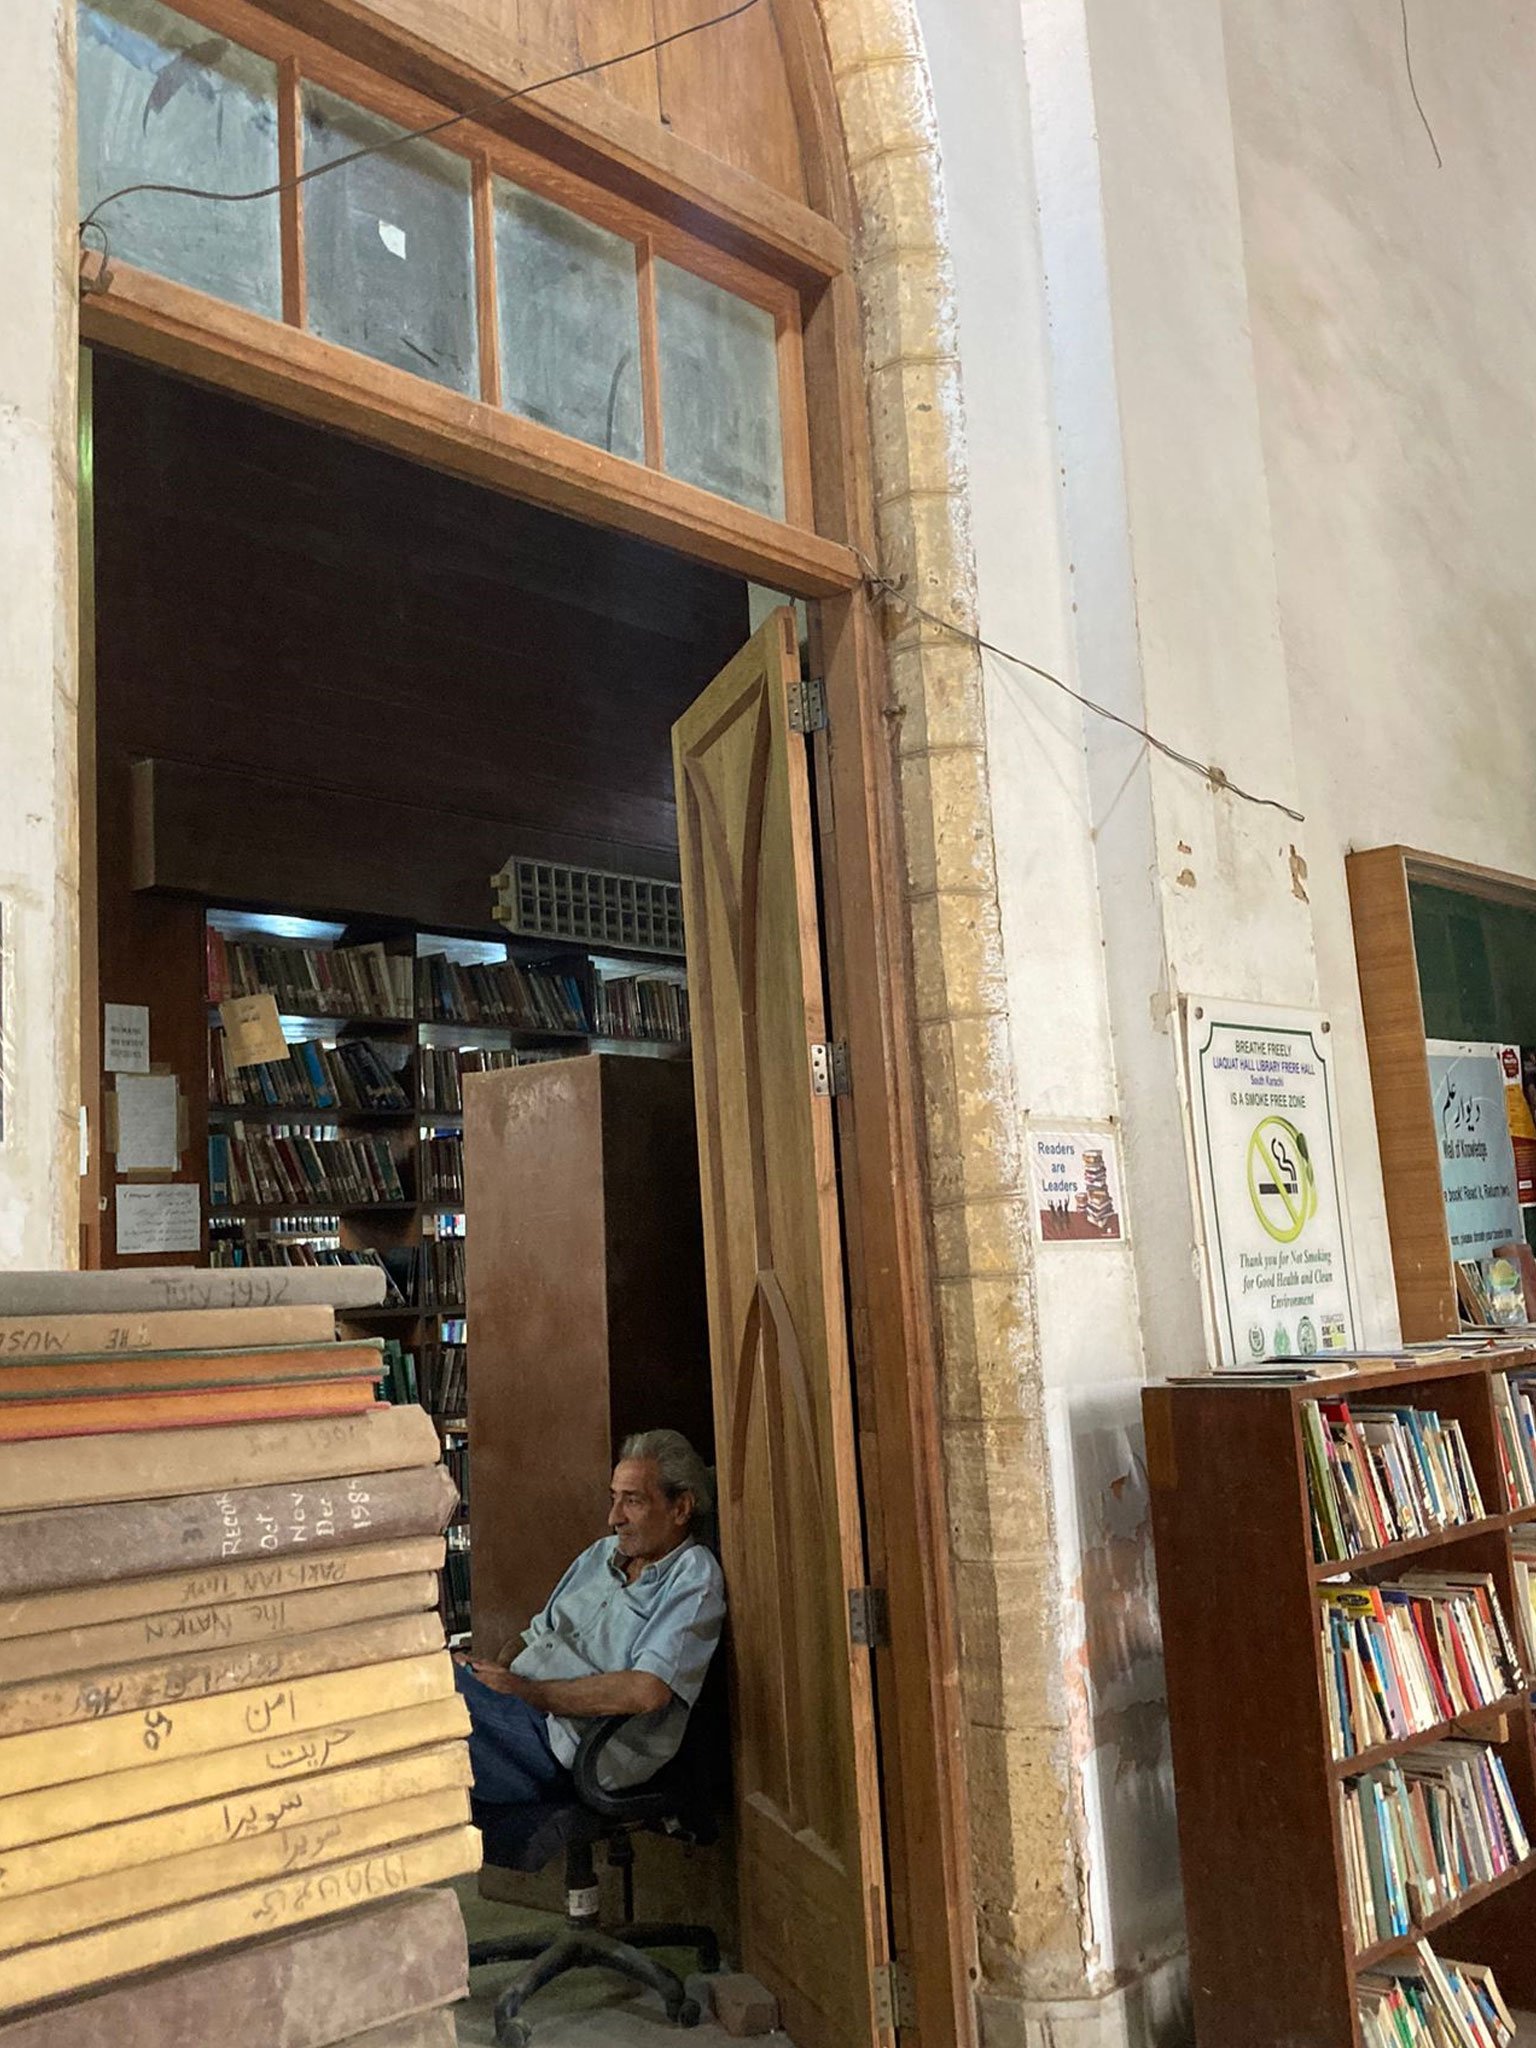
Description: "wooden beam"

(245, 0), (848, 290)
(82, 264), (860, 597)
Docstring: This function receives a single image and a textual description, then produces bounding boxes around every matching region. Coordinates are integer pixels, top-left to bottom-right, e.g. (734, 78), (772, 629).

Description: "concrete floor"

(454, 1881), (790, 2047)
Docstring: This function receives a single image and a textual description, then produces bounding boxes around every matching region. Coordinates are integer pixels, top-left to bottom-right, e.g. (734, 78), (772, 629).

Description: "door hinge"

(810, 1040), (852, 1098)
(848, 1585), (890, 1649)
(787, 674), (828, 733)
(872, 1958), (916, 2031)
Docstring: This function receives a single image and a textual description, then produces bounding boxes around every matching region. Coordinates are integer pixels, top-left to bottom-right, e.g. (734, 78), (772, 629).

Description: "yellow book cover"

(0, 1537), (446, 1641)
(0, 1691), (468, 1853)
(0, 1742), (470, 1901)
(0, 1612), (444, 1739)
(0, 1825), (481, 2013)
(0, 1572), (439, 1686)
(0, 1651), (457, 1799)
(0, 1403), (439, 1513)
(0, 1786), (472, 1951)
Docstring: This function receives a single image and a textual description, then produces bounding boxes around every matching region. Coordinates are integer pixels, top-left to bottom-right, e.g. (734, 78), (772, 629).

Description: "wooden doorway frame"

(76, 8), (975, 2040)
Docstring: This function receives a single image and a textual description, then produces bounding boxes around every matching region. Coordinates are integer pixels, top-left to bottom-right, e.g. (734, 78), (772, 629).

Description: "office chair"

(466, 1680), (726, 2044)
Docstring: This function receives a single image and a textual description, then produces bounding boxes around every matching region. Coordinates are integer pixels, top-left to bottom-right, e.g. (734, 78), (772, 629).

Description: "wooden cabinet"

(463, 1053), (712, 1657)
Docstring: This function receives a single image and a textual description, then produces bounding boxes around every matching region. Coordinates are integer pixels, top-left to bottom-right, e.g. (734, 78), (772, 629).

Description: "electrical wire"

(863, 567), (1307, 824)
(1398, 0), (1443, 169)
(78, 0), (761, 244)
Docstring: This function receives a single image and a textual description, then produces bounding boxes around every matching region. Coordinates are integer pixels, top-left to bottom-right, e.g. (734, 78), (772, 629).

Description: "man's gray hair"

(620, 1429), (714, 1530)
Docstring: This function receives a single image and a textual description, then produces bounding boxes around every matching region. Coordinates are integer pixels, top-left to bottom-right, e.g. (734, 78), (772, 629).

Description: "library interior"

(29, 1), (967, 2042)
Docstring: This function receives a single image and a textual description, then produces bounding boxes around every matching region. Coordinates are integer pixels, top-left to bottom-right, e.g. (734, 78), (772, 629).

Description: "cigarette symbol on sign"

(1247, 1117), (1317, 1245)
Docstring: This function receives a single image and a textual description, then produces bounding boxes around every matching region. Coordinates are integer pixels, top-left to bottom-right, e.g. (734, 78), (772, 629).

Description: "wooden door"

(673, 610), (889, 2048)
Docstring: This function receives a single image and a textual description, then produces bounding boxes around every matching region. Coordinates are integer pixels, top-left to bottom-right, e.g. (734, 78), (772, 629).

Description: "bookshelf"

(201, 907), (691, 1634)
(1145, 1351), (1536, 2046)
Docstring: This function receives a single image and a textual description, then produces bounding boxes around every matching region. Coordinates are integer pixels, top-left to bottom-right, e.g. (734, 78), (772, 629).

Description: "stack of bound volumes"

(0, 1266), (477, 2039)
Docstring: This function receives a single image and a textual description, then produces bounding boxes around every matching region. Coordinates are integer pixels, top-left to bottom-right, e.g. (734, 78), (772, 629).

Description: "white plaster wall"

(0, 0), (79, 1268)
(1223, 0), (1536, 1346)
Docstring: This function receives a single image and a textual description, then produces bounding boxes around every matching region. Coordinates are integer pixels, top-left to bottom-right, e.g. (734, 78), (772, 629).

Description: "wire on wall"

(1398, 0), (1443, 169)
(862, 568), (1307, 825)
(79, 0), (761, 255)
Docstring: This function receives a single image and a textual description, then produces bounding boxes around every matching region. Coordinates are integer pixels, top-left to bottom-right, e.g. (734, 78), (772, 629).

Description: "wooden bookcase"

(1145, 1352), (1536, 2047)
(201, 909), (691, 1633)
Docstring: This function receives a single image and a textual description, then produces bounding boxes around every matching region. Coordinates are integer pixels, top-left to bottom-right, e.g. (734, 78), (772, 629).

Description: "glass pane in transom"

(655, 260), (785, 520)
(494, 179), (643, 461)
(78, 0), (281, 317)
(303, 86), (478, 397)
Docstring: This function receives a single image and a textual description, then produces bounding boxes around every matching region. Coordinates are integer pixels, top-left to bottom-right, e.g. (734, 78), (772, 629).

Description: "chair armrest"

(571, 1713), (644, 1819)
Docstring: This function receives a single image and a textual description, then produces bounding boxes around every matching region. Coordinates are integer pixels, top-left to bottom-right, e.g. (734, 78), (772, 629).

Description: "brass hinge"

(810, 1040), (851, 1098)
(787, 674), (828, 733)
(872, 1958), (916, 2031)
(848, 1585), (889, 1649)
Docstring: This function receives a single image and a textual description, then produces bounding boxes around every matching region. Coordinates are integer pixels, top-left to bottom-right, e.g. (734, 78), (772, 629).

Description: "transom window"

(78, 0), (797, 523)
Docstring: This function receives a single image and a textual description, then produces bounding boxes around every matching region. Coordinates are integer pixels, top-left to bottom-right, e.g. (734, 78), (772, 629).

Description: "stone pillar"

(0, 0), (80, 1265)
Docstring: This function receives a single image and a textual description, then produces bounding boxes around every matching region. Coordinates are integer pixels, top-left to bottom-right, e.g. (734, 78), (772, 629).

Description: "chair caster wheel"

(676, 1998), (702, 2029)
(494, 2016), (532, 2047)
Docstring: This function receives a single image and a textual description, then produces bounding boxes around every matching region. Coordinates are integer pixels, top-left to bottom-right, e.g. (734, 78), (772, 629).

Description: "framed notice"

(1185, 998), (1358, 1366)
(1425, 1040), (1523, 1261)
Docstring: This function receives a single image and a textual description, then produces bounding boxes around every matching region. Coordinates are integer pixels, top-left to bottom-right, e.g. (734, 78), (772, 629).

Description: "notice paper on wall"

(103, 1003), (150, 1074)
(219, 992), (288, 1069)
(114, 1073), (180, 1172)
(1426, 1040), (1523, 1260)
(1185, 997), (1358, 1367)
(115, 1181), (201, 1256)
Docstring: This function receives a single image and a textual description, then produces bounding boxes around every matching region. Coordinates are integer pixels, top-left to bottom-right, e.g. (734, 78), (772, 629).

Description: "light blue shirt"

(512, 1535), (725, 1789)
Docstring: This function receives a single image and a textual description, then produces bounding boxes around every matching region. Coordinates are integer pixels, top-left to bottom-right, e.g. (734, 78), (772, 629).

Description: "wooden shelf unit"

(1145, 1350), (1536, 2048)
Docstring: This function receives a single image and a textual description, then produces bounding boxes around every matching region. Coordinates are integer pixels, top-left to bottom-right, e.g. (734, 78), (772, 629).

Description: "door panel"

(673, 610), (887, 2048)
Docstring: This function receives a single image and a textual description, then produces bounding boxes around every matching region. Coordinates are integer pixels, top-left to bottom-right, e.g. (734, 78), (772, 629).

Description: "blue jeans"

(454, 1662), (569, 1805)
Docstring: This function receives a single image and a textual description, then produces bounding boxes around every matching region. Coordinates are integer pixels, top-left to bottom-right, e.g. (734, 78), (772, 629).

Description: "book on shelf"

(209, 1130), (410, 1209)
(206, 931), (412, 1020)
(1490, 1368), (1536, 1509)
(1357, 1944), (1516, 2048)
(416, 954), (588, 1033)
(420, 1135), (464, 1205)
(208, 1243), (404, 1297)
(1302, 1397), (1484, 1563)
(591, 971), (689, 1043)
(378, 1338), (420, 1405)
(1320, 1573), (1524, 1760)
(417, 1343), (466, 1419)
(419, 1045), (520, 1113)
(1339, 1739), (1531, 1949)
(210, 1033), (411, 1113)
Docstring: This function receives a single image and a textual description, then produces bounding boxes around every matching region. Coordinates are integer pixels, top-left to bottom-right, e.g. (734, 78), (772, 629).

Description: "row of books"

(208, 933), (413, 1019)
(1358, 1946), (1515, 2048)
(206, 1244), (403, 1298)
(592, 974), (689, 1042)
(420, 1136), (465, 1206)
(416, 956), (587, 1033)
(211, 1032), (411, 1112)
(417, 1343), (467, 1420)
(1492, 1370), (1536, 1509)
(443, 1531), (471, 1638)
(382, 1240), (467, 1311)
(1340, 1741), (1530, 1950)
(1320, 1574), (1523, 1760)
(1303, 1397), (1484, 1563)
(209, 1131), (410, 1210)
(419, 1045), (520, 1112)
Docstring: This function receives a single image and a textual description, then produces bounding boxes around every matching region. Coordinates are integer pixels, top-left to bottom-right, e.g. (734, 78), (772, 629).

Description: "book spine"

(0, 1610), (445, 1739)
(0, 1400), (440, 1515)
(0, 1307), (337, 1358)
(0, 1826), (481, 2014)
(0, 1460), (456, 1597)
(0, 1651), (458, 1797)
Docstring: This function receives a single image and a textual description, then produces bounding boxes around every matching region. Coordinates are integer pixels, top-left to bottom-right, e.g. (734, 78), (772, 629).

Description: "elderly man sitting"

(453, 1429), (725, 1801)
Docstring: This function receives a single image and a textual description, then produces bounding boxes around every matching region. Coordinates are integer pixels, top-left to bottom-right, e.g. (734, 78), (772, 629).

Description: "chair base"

(468, 1922), (720, 2043)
